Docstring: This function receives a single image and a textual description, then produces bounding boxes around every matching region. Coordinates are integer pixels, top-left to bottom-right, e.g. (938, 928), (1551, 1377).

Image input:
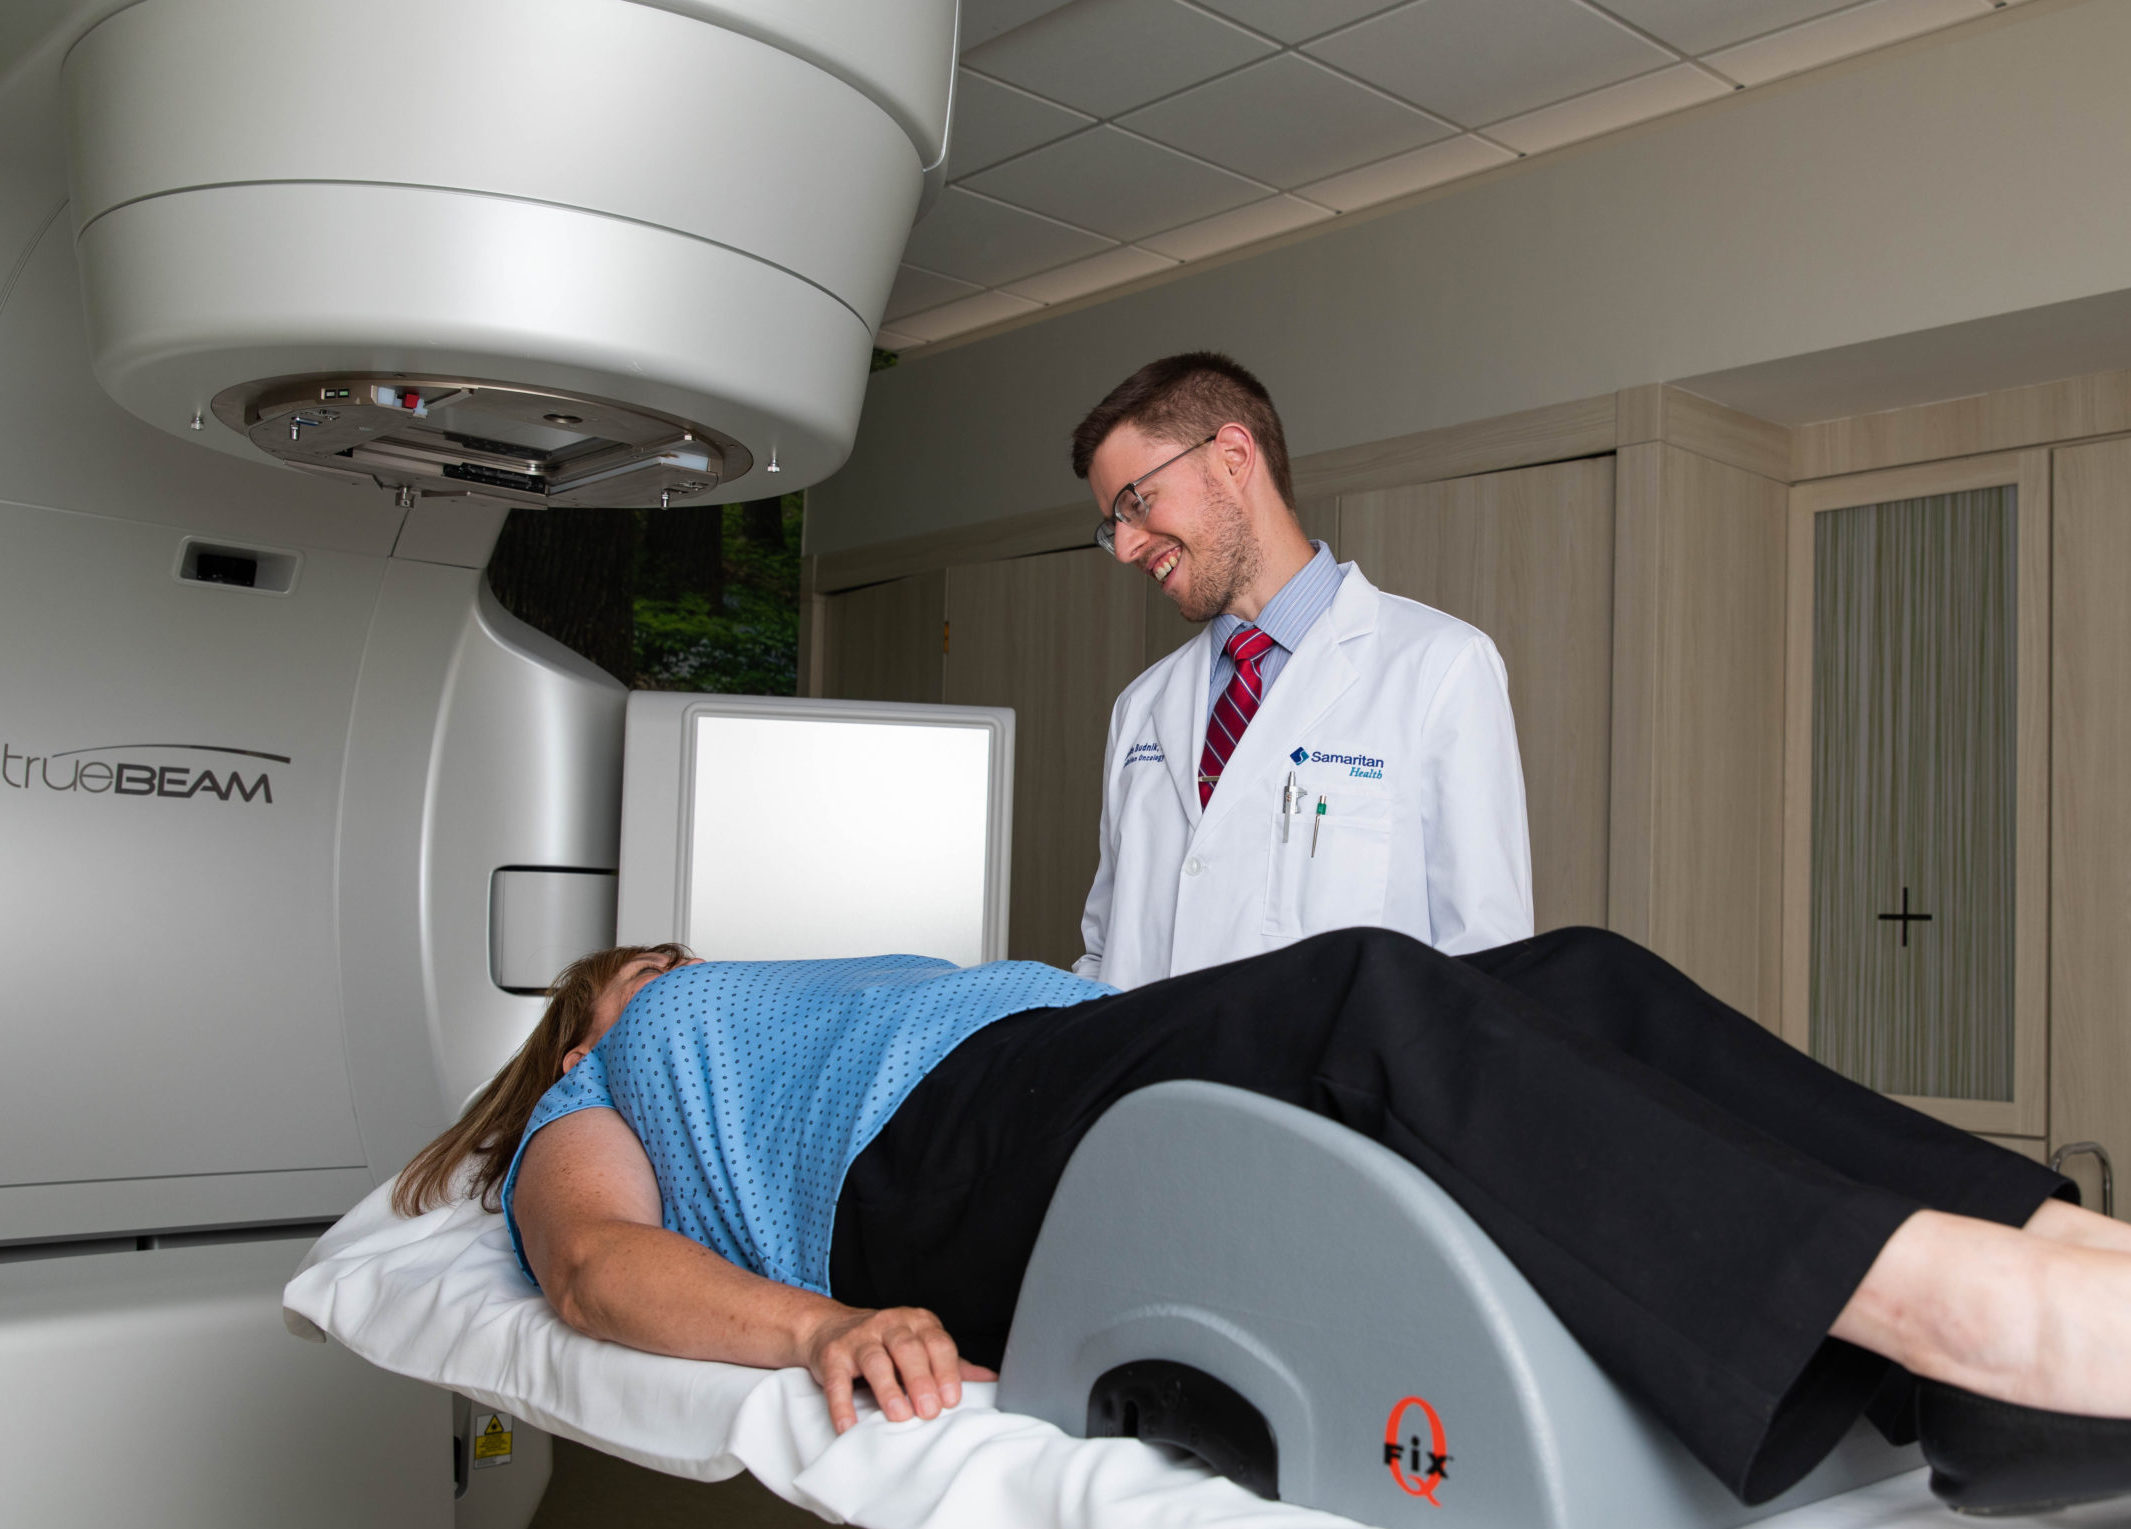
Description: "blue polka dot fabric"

(502, 956), (1113, 1295)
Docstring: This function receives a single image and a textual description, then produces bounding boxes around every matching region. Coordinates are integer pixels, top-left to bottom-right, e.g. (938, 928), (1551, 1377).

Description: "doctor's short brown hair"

(1071, 352), (1295, 509)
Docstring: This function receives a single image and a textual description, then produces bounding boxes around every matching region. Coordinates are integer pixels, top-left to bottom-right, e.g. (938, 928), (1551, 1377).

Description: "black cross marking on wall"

(1877, 886), (1933, 947)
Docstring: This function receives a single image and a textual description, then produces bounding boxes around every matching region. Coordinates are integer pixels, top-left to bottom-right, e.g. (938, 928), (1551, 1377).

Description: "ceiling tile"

(964, 126), (1271, 242)
(1139, 194), (1334, 261)
(1296, 133), (1515, 213)
(1120, 54), (1454, 189)
(875, 326), (926, 351)
(1306, 0), (1675, 127)
(1703, 0), (1992, 87)
(960, 0), (1079, 49)
(891, 290), (1045, 345)
(883, 264), (986, 323)
(1591, 0), (1859, 55)
(1488, 63), (1730, 156)
(962, 0), (1275, 118)
(1002, 245), (1180, 304)
(900, 186), (1116, 286)
(1192, 0), (1410, 44)
(948, 71), (1096, 179)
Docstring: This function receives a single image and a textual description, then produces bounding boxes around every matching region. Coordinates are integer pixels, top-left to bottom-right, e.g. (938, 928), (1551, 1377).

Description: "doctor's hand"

(803, 1303), (996, 1433)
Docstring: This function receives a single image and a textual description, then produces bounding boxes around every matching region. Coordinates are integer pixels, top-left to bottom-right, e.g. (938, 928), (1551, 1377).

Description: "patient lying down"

(397, 926), (2131, 1515)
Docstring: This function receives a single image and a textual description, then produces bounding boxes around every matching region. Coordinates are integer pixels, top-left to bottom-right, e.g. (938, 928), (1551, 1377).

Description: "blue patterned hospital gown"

(502, 956), (1112, 1295)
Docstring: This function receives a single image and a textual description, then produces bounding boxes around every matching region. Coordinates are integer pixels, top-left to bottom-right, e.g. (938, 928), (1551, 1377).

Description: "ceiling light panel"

(1120, 53), (1455, 189)
(962, 0), (1275, 118)
(1306, 0), (1676, 127)
(1488, 63), (1730, 156)
(1296, 133), (1516, 214)
(891, 290), (1044, 344)
(964, 125), (1270, 242)
(1002, 245), (1180, 305)
(899, 186), (1116, 286)
(1138, 194), (1333, 261)
(1192, 0), (1413, 45)
(1591, 0), (1865, 55)
(883, 264), (986, 323)
(1703, 0), (1992, 88)
(947, 70), (1096, 179)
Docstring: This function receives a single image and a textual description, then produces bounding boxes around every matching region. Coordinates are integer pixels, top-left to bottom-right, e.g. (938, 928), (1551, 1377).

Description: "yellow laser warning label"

(472, 1412), (514, 1468)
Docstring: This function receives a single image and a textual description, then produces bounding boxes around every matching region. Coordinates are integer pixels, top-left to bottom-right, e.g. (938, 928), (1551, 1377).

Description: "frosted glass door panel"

(1809, 488), (2016, 1101)
(686, 715), (993, 965)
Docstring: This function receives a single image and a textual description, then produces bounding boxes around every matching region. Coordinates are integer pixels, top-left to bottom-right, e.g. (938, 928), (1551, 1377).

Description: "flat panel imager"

(617, 695), (1014, 966)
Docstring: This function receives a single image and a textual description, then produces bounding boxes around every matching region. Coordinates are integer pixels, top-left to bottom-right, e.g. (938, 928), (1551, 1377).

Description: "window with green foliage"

(486, 492), (805, 696)
(635, 495), (804, 694)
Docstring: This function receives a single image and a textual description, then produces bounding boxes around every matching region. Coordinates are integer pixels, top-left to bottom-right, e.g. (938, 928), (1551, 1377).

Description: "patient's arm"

(514, 1106), (991, 1433)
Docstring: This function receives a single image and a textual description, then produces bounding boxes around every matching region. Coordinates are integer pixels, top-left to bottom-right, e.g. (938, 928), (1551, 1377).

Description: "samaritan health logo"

(1294, 744), (1385, 781)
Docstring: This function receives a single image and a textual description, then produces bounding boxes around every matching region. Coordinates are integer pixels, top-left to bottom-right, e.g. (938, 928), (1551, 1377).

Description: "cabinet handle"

(2049, 1141), (2116, 1218)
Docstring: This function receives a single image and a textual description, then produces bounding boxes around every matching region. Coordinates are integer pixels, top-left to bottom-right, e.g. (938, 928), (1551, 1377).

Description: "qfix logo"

(1383, 1395), (1451, 1505)
(1, 742), (287, 804)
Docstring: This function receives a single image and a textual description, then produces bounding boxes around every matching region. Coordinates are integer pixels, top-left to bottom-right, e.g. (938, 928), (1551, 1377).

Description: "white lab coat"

(1075, 563), (1534, 990)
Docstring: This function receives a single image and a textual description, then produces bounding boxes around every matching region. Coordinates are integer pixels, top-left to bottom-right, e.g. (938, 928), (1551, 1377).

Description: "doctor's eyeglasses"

(1094, 434), (1217, 555)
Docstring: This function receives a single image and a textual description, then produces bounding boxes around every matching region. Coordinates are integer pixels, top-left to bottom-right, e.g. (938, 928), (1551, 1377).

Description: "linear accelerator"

(0, 4), (1930, 1528)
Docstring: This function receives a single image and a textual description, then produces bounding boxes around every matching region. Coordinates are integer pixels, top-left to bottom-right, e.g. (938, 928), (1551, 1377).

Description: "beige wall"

(812, 0), (2131, 556)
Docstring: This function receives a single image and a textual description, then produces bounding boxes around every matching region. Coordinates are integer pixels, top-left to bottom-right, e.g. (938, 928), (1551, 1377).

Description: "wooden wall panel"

(1343, 459), (1615, 932)
(820, 572), (945, 703)
(817, 394), (1618, 597)
(1795, 368), (2131, 483)
(1617, 384), (1793, 482)
(1611, 444), (1788, 1025)
(1288, 394), (1617, 501)
(2051, 435), (2131, 1217)
(945, 549), (1145, 969)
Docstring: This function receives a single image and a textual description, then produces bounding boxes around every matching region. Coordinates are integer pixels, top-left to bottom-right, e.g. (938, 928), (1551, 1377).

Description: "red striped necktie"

(1199, 626), (1278, 807)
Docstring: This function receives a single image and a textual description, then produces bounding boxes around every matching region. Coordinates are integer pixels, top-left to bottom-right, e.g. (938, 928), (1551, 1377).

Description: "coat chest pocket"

(1262, 798), (1394, 938)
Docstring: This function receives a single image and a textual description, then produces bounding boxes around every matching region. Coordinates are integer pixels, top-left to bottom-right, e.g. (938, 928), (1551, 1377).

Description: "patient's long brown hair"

(391, 942), (692, 1217)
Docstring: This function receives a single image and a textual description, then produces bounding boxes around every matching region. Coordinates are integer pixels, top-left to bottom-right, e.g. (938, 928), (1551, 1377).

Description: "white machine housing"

(62, 0), (955, 502)
(0, 1), (957, 1523)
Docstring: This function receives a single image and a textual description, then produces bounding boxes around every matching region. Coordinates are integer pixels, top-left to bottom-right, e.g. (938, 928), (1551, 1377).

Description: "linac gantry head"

(59, 0), (959, 508)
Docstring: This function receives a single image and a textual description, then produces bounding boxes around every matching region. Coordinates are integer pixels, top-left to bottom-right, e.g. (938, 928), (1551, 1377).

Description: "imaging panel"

(618, 694), (1014, 966)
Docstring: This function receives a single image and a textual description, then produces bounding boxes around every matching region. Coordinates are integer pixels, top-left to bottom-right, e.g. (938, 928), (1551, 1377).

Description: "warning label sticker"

(472, 1412), (514, 1470)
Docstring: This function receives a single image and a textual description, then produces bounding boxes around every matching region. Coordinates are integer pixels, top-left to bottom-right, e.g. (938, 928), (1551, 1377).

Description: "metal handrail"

(2050, 1141), (2116, 1219)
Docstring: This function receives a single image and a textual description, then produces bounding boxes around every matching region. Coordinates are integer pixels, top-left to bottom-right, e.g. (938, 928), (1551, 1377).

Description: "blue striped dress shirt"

(1204, 541), (1342, 725)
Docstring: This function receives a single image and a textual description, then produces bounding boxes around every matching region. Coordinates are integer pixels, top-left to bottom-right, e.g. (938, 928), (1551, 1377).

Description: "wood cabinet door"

(1340, 458), (1614, 932)
(822, 572), (945, 703)
(945, 549), (1145, 968)
(2052, 435), (2131, 1214)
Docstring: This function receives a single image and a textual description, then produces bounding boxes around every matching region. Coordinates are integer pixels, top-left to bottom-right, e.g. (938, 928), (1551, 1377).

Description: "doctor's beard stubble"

(1167, 463), (1261, 623)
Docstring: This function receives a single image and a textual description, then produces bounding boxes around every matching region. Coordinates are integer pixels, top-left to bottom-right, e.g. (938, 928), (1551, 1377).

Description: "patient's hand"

(804, 1304), (997, 1434)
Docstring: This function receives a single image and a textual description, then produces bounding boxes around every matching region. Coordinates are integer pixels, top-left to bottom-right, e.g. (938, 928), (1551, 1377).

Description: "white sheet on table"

(281, 1180), (1359, 1528)
(283, 1183), (2093, 1529)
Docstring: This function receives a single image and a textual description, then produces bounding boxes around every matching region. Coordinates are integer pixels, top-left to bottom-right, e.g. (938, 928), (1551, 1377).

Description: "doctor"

(1073, 352), (1533, 989)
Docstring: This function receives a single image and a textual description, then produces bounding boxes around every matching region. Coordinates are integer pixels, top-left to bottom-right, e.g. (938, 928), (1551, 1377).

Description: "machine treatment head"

(60, 0), (956, 504)
(213, 376), (750, 511)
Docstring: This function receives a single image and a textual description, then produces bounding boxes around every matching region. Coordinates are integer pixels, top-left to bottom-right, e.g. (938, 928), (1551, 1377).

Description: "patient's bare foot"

(1834, 1210), (2131, 1418)
(2026, 1197), (2131, 1256)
